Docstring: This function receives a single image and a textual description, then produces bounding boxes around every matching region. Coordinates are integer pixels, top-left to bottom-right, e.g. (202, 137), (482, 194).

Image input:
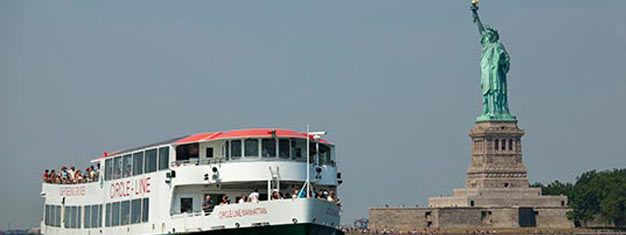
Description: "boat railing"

(170, 157), (337, 168)
(171, 158), (226, 167)
(171, 210), (205, 218)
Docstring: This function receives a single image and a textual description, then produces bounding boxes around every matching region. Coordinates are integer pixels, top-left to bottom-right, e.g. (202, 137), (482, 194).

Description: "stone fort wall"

(369, 206), (572, 231)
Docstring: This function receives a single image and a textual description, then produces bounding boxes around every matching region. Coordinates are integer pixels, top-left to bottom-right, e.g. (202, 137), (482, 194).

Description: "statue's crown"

(483, 25), (500, 41)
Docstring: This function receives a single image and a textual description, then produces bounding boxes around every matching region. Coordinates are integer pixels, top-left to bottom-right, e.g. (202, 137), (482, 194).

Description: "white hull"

(42, 198), (340, 234)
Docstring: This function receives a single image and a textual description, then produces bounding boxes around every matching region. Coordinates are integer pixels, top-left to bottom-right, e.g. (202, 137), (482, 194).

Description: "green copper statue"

(471, 0), (516, 122)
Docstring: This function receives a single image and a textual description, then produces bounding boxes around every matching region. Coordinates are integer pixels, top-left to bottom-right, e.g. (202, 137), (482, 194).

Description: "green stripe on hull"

(180, 223), (344, 235)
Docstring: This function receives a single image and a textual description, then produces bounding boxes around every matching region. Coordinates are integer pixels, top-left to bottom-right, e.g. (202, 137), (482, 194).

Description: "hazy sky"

(1, 0), (625, 229)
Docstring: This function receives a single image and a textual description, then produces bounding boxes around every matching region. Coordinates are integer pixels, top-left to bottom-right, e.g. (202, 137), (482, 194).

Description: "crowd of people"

(42, 165), (100, 184)
(291, 186), (342, 206)
(202, 187), (341, 213)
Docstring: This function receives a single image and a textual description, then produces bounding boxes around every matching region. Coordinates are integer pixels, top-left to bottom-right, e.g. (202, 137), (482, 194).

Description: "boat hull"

(181, 223), (344, 235)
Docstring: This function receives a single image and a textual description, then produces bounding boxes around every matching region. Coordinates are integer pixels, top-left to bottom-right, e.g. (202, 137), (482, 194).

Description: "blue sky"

(1, 0), (625, 229)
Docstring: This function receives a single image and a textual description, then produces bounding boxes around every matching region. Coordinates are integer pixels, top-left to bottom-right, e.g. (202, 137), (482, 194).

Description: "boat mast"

(306, 124), (310, 197)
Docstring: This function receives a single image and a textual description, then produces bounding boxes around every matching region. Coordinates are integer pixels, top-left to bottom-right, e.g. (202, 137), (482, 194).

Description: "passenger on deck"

(327, 191), (340, 205)
(89, 166), (97, 180)
(49, 170), (57, 183)
(84, 168), (91, 182)
(68, 166), (76, 182)
(292, 188), (299, 199)
(316, 189), (327, 200)
(297, 187), (307, 198)
(43, 170), (49, 183)
(238, 193), (246, 203)
(271, 191), (282, 200)
(61, 167), (68, 184)
(75, 170), (84, 183)
(248, 189), (260, 203)
(219, 195), (229, 205)
(202, 195), (213, 213)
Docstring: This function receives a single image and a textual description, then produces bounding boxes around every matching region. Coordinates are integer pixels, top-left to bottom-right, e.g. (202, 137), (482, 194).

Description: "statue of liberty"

(471, 0), (516, 122)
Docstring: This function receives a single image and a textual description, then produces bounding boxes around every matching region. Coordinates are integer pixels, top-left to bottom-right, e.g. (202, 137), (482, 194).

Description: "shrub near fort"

(534, 169), (626, 227)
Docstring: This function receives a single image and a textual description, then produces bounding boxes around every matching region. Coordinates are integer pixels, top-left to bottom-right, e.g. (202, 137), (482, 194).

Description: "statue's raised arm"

(471, 1), (485, 35)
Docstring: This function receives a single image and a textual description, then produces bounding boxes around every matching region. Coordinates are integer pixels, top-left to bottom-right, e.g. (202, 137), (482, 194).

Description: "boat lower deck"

(180, 223), (344, 235)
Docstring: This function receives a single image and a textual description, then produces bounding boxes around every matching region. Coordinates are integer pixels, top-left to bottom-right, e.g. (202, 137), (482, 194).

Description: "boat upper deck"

(43, 128), (336, 186)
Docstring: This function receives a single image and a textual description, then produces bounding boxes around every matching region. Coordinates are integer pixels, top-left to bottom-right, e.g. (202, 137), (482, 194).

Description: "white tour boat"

(40, 128), (343, 234)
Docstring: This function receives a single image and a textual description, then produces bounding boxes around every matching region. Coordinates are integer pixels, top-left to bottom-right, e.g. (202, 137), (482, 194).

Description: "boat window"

(105, 203), (111, 227)
(85, 205), (98, 228)
(91, 205), (97, 228)
(279, 139), (290, 158)
(49, 205), (54, 226)
(111, 202), (120, 226)
(230, 140), (242, 159)
(291, 139), (306, 159)
(51, 205), (56, 227)
(55, 205), (61, 227)
(76, 206), (81, 229)
(122, 154), (132, 178)
(72, 206), (78, 228)
(309, 143), (318, 163)
(142, 198), (149, 222)
(176, 143), (199, 161)
(223, 141), (229, 158)
(113, 157), (122, 180)
(46, 205), (50, 226)
(47, 205), (53, 226)
(145, 149), (157, 173)
(133, 151), (144, 176)
(244, 139), (259, 157)
(121, 200), (130, 225)
(94, 205), (102, 228)
(180, 198), (193, 213)
(131, 199), (141, 224)
(319, 144), (332, 165)
(72, 206), (77, 228)
(206, 147), (213, 158)
(64, 206), (71, 228)
(50, 205), (55, 226)
(158, 147), (169, 171)
(84, 205), (91, 228)
(48, 205), (53, 226)
(262, 139), (276, 157)
(105, 159), (112, 181)
(44, 205), (49, 226)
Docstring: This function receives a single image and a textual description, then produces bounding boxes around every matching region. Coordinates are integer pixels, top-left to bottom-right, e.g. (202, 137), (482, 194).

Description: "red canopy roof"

(174, 129), (329, 145)
(93, 128), (329, 161)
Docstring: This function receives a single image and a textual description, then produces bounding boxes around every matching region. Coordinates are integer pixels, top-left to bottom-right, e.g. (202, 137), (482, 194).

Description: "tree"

(532, 180), (574, 198)
(537, 169), (626, 227)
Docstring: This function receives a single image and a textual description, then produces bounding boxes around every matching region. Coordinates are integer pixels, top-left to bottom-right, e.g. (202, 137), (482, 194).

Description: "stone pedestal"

(428, 121), (567, 208)
(422, 121), (572, 228)
(368, 119), (573, 230)
(368, 121), (573, 231)
(466, 121), (527, 189)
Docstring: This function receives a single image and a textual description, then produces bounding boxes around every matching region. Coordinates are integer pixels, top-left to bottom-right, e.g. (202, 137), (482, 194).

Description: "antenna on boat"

(305, 125), (327, 198)
(306, 124), (310, 198)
